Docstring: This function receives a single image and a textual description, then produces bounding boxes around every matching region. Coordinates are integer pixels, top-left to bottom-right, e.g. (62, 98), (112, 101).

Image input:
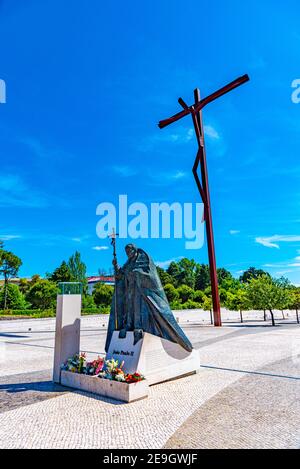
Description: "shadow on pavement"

(0, 380), (68, 394)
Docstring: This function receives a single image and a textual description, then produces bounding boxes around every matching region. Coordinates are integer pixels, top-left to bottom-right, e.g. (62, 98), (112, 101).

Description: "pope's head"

(125, 244), (138, 260)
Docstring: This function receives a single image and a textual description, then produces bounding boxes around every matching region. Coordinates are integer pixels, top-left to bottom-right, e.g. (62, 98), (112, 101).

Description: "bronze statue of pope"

(105, 244), (193, 353)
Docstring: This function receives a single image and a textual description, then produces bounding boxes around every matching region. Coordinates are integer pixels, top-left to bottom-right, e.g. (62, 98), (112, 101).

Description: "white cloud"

(0, 235), (21, 241)
(255, 235), (300, 249)
(229, 230), (240, 235)
(70, 235), (90, 243)
(275, 270), (293, 276)
(256, 237), (280, 249)
(140, 127), (195, 152)
(155, 256), (184, 269)
(263, 252), (300, 270)
(111, 165), (138, 177)
(20, 137), (71, 161)
(164, 125), (219, 143)
(162, 127), (194, 144)
(170, 171), (187, 180)
(0, 174), (48, 208)
(92, 246), (109, 251)
(148, 169), (187, 186)
(204, 125), (220, 140)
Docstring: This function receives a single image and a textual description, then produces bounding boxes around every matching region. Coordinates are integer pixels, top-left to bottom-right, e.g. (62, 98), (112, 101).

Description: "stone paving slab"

(165, 356), (300, 449)
(0, 319), (299, 449)
(0, 370), (68, 414)
(0, 368), (240, 449)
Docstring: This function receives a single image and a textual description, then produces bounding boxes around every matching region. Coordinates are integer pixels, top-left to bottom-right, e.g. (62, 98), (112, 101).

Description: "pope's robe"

(105, 248), (193, 353)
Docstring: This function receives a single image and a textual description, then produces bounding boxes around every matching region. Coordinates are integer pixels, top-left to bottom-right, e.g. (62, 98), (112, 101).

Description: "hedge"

(0, 307), (110, 318)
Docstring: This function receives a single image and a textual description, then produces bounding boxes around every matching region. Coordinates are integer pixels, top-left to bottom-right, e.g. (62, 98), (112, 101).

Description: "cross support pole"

(158, 75), (250, 327)
(193, 88), (221, 326)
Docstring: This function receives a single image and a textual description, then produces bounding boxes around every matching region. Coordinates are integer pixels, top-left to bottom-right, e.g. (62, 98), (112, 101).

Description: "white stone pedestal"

(106, 331), (200, 385)
(53, 294), (81, 383)
(60, 371), (149, 403)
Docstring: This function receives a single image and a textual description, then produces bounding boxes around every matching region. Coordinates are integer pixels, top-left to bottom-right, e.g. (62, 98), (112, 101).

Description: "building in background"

(87, 275), (115, 295)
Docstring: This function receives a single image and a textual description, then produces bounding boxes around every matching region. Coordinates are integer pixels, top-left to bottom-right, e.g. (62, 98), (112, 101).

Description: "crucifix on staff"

(158, 74), (250, 327)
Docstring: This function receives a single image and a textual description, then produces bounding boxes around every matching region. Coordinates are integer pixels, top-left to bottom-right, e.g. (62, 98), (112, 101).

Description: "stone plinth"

(53, 294), (81, 383)
(60, 371), (149, 403)
(106, 331), (200, 385)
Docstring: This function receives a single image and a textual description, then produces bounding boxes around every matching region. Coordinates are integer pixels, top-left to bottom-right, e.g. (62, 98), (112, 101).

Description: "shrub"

(181, 300), (201, 310)
(177, 285), (194, 303)
(0, 284), (27, 309)
(26, 280), (58, 309)
(193, 290), (204, 304)
(170, 300), (182, 310)
(93, 283), (114, 307)
(164, 284), (179, 303)
(0, 309), (55, 318)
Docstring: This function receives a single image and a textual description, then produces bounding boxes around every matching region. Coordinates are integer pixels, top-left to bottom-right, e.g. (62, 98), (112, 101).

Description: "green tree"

(219, 287), (229, 306)
(240, 267), (270, 283)
(18, 278), (31, 295)
(19, 275), (41, 295)
(176, 258), (197, 288)
(274, 277), (291, 319)
(82, 294), (97, 310)
(202, 295), (213, 325)
(246, 275), (283, 326)
(288, 289), (300, 324)
(166, 262), (181, 287)
(220, 277), (241, 293)
(177, 285), (194, 303)
(217, 268), (233, 286)
(156, 266), (174, 286)
(163, 283), (180, 303)
(195, 264), (210, 291)
(181, 299), (200, 310)
(226, 288), (250, 323)
(0, 250), (22, 309)
(26, 280), (58, 310)
(93, 283), (114, 307)
(49, 261), (74, 283)
(193, 290), (204, 305)
(68, 251), (87, 284)
(0, 284), (27, 310)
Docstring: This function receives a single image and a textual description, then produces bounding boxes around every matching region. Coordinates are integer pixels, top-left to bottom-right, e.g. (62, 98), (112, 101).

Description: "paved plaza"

(0, 311), (299, 449)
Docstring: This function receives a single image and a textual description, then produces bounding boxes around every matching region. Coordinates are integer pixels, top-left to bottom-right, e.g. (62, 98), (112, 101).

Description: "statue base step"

(106, 331), (200, 385)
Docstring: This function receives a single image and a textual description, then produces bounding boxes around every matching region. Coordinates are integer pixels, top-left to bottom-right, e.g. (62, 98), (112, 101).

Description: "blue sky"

(1, 0), (300, 283)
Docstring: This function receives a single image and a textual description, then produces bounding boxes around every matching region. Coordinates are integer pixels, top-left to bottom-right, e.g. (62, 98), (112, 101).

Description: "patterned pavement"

(0, 314), (299, 449)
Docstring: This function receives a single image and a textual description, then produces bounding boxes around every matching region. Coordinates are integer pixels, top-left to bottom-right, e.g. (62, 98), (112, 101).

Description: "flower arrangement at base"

(97, 359), (145, 383)
(61, 356), (145, 383)
(85, 357), (105, 375)
(61, 353), (104, 376)
(125, 373), (145, 383)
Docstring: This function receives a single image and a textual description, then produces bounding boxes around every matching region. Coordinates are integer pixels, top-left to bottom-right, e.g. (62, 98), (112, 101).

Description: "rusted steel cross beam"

(158, 74), (250, 327)
(158, 74), (249, 129)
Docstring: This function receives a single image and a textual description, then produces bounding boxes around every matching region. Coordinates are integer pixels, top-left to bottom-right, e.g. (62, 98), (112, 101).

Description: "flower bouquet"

(98, 358), (145, 383)
(61, 355), (144, 382)
(60, 355), (148, 402)
(61, 353), (104, 376)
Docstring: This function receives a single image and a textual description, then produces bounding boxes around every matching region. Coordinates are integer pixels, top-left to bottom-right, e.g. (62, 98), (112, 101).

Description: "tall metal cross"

(158, 74), (250, 327)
